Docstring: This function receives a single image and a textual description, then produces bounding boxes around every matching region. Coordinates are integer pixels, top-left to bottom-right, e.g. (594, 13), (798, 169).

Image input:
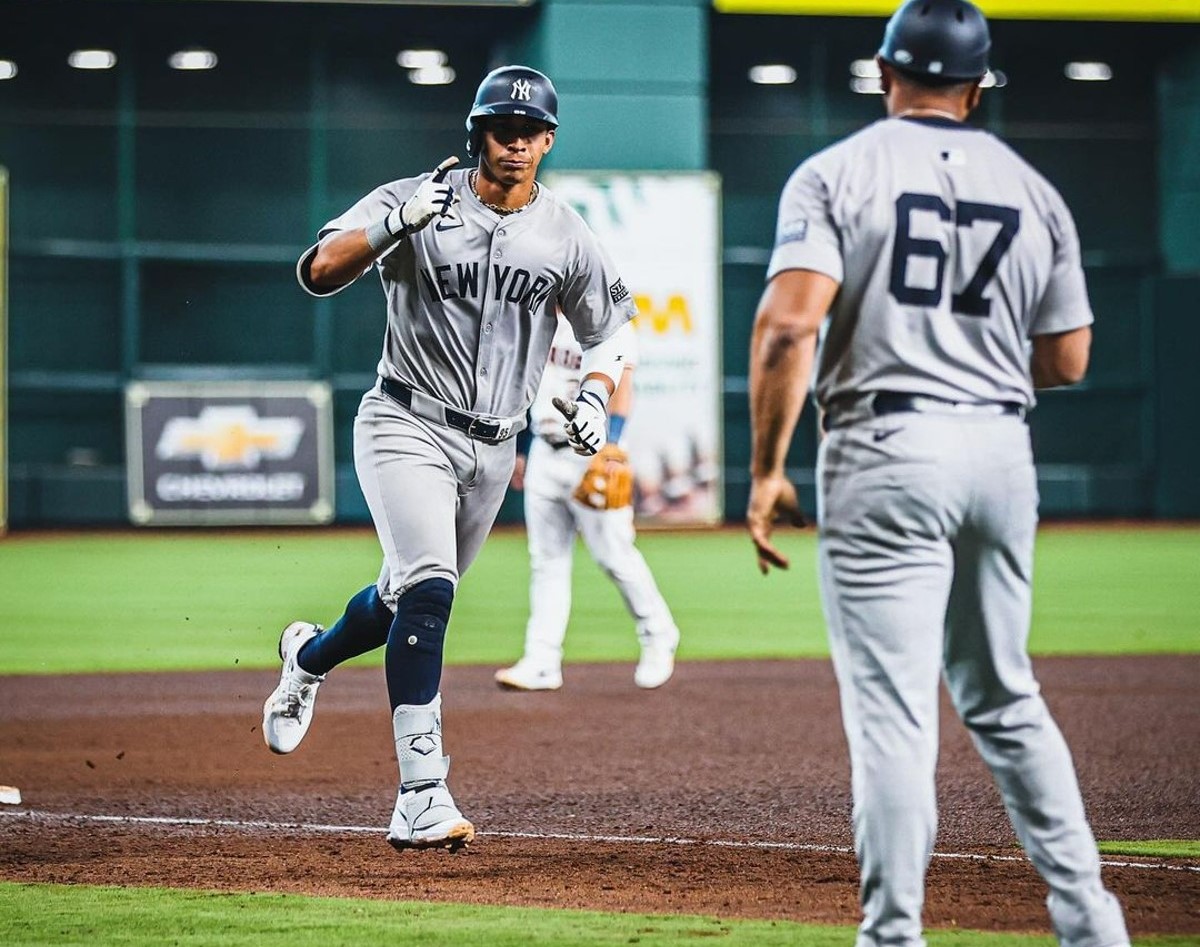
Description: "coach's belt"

(872, 392), (1025, 419)
(824, 392), (1025, 431)
(378, 377), (524, 444)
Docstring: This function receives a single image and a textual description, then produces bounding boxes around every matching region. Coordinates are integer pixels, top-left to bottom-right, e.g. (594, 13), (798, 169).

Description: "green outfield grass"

(1098, 840), (1200, 859)
(2, 883), (1195, 947)
(0, 525), (1197, 675)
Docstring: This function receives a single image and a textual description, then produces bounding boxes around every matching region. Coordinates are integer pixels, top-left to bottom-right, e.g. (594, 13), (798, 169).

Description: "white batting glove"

(553, 392), (607, 457)
(386, 156), (460, 237)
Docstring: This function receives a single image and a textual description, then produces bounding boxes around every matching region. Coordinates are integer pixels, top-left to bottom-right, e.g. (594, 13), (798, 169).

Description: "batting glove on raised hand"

(553, 391), (607, 457)
(384, 156), (460, 238)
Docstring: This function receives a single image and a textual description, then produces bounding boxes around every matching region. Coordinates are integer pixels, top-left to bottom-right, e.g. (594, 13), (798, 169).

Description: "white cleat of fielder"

(634, 631), (679, 690)
(494, 658), (563, 691)
(262, 621), (324, 754)
(634, 647), (675, 690)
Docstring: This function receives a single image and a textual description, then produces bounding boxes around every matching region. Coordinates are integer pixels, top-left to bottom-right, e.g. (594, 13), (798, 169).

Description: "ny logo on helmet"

(510, 79), (533, 101)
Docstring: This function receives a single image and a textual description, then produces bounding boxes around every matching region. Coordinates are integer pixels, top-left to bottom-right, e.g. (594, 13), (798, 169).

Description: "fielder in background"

(261, 65), (637, 853)
(746, 2), (1129, 945)
(495, 315), (681, 692)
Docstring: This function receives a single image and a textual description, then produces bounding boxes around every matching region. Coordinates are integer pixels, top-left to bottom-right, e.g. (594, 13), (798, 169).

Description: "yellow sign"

(714, 0), (1200, 21)
(633, 294), (695, 335)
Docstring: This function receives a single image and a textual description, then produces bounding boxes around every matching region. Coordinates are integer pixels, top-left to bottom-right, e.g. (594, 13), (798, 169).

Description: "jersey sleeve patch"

(609, 278), (630, 305)
(778, 218), (809, 245)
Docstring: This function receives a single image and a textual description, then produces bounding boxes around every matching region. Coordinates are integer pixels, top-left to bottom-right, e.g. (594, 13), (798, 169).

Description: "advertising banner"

(125, 381), (334, 526)
(547, 172), (723, 526)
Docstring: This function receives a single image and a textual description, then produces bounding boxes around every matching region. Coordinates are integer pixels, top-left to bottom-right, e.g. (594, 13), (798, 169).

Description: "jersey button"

(493, 250), (503, 259)
(480, 367), (489, 377)
(484, 323), (493, 334)
(498, 229), (506, 237)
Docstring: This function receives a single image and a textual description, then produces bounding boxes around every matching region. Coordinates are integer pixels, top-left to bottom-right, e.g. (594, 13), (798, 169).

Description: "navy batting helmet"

(465, 65), (559, 157)
(878, 0), (990, 82)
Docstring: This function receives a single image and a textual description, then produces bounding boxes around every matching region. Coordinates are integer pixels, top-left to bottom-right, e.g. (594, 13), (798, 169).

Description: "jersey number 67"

(889, 192), (1020, 318)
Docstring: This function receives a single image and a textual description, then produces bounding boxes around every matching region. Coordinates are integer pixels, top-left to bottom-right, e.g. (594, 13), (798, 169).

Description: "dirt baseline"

(1, 657), (1197, 935)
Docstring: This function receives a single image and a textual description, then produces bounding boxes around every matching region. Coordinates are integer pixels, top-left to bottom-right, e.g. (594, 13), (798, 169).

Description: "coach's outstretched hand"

(747, 473), (808, 575)
(396, 156), (460, 235)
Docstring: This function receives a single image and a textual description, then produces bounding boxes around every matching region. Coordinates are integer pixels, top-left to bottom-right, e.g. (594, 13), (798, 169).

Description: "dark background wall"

(1, 0), (1196, 525)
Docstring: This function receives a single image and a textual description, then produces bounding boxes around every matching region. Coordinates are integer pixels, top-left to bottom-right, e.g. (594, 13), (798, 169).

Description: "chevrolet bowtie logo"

(156, 406), (304, 470)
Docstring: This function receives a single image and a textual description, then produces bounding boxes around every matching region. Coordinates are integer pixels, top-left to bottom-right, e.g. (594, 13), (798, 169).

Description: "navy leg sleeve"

(297, 584), (393, 676)
(385, 578), (454, 709)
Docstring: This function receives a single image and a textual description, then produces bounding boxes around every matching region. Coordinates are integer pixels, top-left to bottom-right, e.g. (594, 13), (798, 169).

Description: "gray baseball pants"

(355, 387), (517, 606)
(816, 411), (1128, 947)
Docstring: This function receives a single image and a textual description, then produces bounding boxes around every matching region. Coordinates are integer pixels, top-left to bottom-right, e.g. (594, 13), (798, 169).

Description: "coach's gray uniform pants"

(355, 388), (516, 606)
(817, 412), (1127, 947)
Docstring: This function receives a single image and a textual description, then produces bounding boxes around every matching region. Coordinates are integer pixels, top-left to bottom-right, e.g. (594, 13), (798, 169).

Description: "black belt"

(378, 377), (517, 444)
(872, 392), (1025, 419)
(824, 392), (1025, 432)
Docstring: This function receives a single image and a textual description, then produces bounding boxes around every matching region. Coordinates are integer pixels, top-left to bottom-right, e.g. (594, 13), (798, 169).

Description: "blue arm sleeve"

(607, 414), (627, 445)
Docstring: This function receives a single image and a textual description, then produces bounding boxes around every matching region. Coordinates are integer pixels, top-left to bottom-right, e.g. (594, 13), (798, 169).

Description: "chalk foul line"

(0, 808), (1196, 874)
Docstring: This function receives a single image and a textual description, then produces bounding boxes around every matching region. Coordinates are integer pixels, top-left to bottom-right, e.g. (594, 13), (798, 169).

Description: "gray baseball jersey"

(768, 115), (1092, 409)
(298, 171), (635, 601)
(311, 169), (636, 418)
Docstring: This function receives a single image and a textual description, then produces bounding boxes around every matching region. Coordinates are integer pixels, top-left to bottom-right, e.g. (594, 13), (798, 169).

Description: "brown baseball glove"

(573, 444), (634, 510)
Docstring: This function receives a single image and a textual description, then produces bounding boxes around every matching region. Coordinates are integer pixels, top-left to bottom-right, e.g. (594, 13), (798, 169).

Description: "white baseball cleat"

(262, 621), (324, 754)
(387, 782), (475, 852)
(634, 628), (679, 690)
(494, 658), (563, 691)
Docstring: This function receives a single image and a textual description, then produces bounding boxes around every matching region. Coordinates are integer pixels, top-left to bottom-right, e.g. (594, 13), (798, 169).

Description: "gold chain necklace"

(470, 171), (538, 216)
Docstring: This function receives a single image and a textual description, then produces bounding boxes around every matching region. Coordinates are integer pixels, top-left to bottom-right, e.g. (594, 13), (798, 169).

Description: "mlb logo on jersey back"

(609, 278), (630, 304)
(940, 149), (967, 166)
(779, 218), (809, 245)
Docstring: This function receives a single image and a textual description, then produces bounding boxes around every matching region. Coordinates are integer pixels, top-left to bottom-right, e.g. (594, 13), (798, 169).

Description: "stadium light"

(0, 60), (16, 80)
(397, 49), (447, 69)
(980, 69), (1008, 88)
(408, 66), (456, 86)
(850, 58), (881, 78)
(851, 76), (884, 94)
(1065, 61), (1112, 81)
(749, 64), (797, 85)
(169, 49), (219, 71)
(69, 49), (117, 70)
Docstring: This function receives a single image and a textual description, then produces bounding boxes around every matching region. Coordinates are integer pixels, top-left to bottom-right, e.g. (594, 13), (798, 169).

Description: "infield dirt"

(1, 657), (1197, 934)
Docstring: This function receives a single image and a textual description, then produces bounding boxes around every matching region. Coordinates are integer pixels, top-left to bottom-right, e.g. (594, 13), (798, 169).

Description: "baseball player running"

(746, 2), (1130, 944)
(495, 315), (681, 691)
(261, 65), (637, 852)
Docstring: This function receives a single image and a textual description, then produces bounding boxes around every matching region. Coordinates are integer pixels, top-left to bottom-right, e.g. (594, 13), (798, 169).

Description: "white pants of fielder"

(520, 436), (680, 670)
(817, 411), (1127, 947)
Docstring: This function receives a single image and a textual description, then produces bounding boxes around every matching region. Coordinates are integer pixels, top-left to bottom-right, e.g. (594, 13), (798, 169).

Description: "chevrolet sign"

(125, 382), (334, 526)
